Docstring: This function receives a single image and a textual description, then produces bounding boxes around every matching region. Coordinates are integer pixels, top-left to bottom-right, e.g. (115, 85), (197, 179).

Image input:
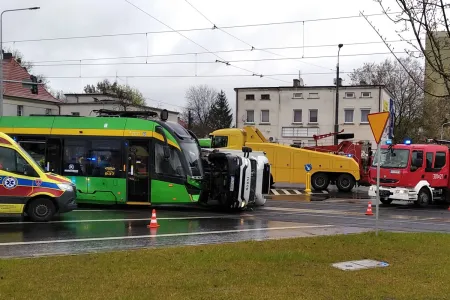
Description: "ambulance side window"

(0, 146), (38, 177)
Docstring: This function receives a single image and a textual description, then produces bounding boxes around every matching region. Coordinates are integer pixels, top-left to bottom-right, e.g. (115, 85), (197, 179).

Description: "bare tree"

(349, 57), (424, 141)
(183, 84), (217, 137)
(371, 0), (450, 137)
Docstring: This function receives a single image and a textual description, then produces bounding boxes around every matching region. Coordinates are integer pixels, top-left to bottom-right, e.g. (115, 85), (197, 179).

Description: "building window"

(293, 93), (303, 98)
(308, 93), (319, 99)
(293, 109), (302, 123)
(245, 94), (255, 100)
(345, 92), (355, 98)
(361, 92), (371, 98)
(246, 110), (254, 123)
(309, 109), (318, 123)
(17, 105), (23, 116)
(71, 112), (80, 116)
(261, 94), (270, 100)
(360, 109), (370, 123)
(344, 109), (354, 123)
(260, 110), (270, 123)
(45, 109), (52, 115)
(281, 127), (320, 138)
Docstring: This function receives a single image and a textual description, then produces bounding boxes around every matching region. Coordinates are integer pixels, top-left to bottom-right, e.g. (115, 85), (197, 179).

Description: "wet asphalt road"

(1, 187), (450, 258)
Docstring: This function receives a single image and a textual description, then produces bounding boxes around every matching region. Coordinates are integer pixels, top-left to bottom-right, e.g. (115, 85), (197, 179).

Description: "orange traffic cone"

(365, 201), (374, 216)
(147, 209), (160, 228)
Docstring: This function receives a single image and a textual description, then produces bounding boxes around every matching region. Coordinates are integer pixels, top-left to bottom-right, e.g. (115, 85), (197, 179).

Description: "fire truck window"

(434, 152), (446, 169)
(426, 152), (433, 169)
(412, 151), (423, 167)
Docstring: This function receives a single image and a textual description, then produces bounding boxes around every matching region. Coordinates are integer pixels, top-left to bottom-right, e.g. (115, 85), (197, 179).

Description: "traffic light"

(30, 75), (38, 94)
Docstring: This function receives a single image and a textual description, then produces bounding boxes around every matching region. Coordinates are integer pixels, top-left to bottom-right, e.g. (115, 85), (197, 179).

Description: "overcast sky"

(1, 0), (416, 116)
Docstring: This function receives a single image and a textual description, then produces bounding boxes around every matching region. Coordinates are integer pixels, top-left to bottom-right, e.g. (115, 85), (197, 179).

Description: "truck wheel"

(27, 198), (56, 222)
(336, 173), (355, 192)
(311, 173), (329, 191)
(415, 188), (431, 208)
(380, 198), (393, 205)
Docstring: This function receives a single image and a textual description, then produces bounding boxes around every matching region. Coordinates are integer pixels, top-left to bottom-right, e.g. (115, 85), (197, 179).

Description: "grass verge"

(1, 232), (450, 300)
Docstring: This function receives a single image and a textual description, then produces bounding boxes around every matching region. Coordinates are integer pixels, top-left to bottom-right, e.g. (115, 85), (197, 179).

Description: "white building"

(235, 80), (394, 148)
(61, 93), (180, 122)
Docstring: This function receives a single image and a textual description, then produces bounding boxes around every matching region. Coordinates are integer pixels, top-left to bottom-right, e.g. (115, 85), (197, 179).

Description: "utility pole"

(0, 7), (40, 116)
(188, 110), (192, 130)
(334, 43), (343, 145)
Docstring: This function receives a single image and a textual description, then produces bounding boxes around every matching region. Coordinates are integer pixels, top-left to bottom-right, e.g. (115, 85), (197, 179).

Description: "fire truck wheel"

(415, 188), (431, 208)
(336, 173), (355, 192)
(311, 173), (329, 190)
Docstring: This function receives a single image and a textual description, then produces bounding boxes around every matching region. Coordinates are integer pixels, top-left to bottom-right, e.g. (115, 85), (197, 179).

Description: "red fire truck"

(367, 139), (450, 207)
(294, 130), (373, 187)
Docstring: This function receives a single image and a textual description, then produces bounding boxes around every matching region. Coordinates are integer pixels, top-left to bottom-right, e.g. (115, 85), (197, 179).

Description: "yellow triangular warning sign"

(368, 112), (389, 144)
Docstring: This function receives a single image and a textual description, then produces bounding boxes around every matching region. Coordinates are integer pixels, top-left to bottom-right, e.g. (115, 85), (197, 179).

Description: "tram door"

(127, 140), (150, 203)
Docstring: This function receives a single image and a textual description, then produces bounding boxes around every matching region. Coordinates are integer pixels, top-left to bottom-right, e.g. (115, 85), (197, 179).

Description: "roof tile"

(2, 58), (60, 103)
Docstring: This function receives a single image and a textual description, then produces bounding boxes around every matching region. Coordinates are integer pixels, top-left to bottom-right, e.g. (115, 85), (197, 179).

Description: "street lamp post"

(334, 43), (343, 145)
(440, 122), (450, 139)
(0, 7), (40, 117)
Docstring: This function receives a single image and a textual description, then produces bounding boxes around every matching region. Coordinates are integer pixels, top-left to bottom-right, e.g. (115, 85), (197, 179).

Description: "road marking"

(265, 206), (361, 216)
(281, 189), (290, 195)
(256, 207), (450, 227)
(0, 216), (227, 225)
(271, 189), (280, 195)
(0, 225), (334, 246)
(294, 190), (302, 195)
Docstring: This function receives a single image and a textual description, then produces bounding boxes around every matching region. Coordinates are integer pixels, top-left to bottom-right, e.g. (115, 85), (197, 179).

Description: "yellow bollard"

(304, 171), (312, 194)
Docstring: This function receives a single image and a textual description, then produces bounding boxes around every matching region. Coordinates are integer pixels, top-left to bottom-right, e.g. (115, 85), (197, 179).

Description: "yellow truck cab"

(0, 132), (77, 221)
(210, 126), (361, 192)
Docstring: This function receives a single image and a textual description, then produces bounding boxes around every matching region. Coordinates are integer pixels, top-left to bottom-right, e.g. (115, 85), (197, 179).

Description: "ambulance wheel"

(311, 173), (329, 191)
(336, 173), (355, 192)
(27, 198), (56, 222)
(415, 189), (430, 208)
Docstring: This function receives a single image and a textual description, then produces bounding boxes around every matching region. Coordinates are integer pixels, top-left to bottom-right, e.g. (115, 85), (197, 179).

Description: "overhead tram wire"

(31, 51), (418, 67)
(29, 39), (418, 64)
(123, 0), (289, 84)
(2, 11), (401, 45)
(42, 71), (356, 80)
(183, 0), (331, 72)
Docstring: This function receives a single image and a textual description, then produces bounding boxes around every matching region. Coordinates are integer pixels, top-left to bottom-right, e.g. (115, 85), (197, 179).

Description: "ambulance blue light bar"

(404, 139), (412, 145)
(385, 139), (392, 145)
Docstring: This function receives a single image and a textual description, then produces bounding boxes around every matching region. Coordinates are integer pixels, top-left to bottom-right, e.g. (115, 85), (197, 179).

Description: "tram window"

(434, 152), (446, 169)
(155, 142), (185, 177)
(62, 139), (89, 176)
(88, 140), (122, 178)
(19, 140), (46, 168)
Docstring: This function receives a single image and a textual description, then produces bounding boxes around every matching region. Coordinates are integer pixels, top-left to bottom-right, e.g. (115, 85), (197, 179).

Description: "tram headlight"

(57, 183), (73, 192)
